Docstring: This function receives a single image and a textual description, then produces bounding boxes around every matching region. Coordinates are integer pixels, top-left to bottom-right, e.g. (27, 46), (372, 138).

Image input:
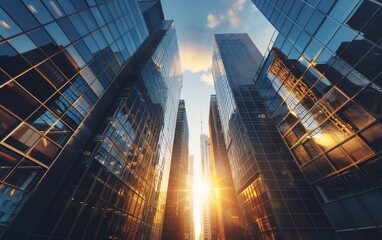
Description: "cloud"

(179, 42), (212, 73)
(200, 72), (214, 85)
(207, 14), (220, 28)
(227, 0), (247, 27)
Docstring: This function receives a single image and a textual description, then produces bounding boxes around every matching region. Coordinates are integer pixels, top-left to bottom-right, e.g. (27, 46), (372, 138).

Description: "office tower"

(185, 155), (195, 240)
(0, 0), (183, 239)
(162, 100), (189, 240)
(208, 94), (245, 240)
(199, 133), (216, 240)
(212, 33), (335, 240)
(251, 0), (382, 239)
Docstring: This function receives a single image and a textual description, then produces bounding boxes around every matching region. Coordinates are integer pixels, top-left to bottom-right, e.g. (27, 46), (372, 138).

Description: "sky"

(160, 0), (275, 237)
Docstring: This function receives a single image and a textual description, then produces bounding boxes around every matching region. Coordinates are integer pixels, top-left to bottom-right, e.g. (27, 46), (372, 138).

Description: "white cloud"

(179, 42), (212, 73)
(207, 14), (220, 28)
(200, 72), (214, 85)
(227, 0), (247, 27)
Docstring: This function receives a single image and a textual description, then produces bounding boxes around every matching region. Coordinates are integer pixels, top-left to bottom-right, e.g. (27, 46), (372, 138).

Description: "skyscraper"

(0, 0), (183, 239)
(199, 133), (213, 240)
(162, 100), (189, 240)
(185, 155), (195, 240)
(212, 33), (335, 240)
(208, 94), (245, 240)
(251, 0), (382, 239)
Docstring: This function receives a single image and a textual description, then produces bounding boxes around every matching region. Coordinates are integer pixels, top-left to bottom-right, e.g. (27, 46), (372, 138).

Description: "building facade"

(0, 0), (183, 239)
(252, 0), (382, 239)
(212, 33), (336, 240)
(185, 155), (195, 240)
(162, 100), (189, 240)
(208, 94), (246, 240)
(199, 133), (213, 240)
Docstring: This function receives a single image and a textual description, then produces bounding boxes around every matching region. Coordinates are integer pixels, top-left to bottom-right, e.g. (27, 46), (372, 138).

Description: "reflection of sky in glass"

(268, 71), (319, 133)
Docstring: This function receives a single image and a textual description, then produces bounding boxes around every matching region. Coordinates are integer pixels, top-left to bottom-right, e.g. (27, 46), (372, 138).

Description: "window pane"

(15, 69), (55, 102)
(5, 124), (40, 153)
(23, 0), (53, 24)
(5, 159), (46, 192)
(360, 123), (382, 153)
(29, 137), (60, 166)
(46, 121), (72, 146)
(37, 60), (67, 88)
(0, 146), (23, 180)
(27, 107), (57, 133)
(327, 146), (354, 170)
(0, 184), (28, 224)
(44, 22), (70, 47)
(0, 7), (22, 39)
(0, 108), (19, 139)
(0, 83), (39, 119)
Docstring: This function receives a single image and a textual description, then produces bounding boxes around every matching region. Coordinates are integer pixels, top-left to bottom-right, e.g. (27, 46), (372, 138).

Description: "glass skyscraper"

(208, 94), (246, 240)
(252, 0), (382, 239)
(212, 33), (335, 240)
(162, 99), (189, 240)
(0, 0), (182, 239)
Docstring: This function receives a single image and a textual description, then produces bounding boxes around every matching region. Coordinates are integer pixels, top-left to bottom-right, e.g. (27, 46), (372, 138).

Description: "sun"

(200, 180), (211, 198)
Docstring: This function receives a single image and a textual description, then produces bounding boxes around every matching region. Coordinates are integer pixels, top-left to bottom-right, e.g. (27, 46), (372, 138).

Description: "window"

(5, 124), (41, 153)
(22, 0), (53, 24)
(29, 137), (60, 166)
(0, 7), (22, 39)
(0, 146), (23, 179)
(15, 69), (55, 102)
(4, 159), (46, 192)
(0, 42), (31, 77)
(46, 120), (72, 146)
(0, 82), (39, 119)
(0, 108), (20, 139)
(44, 22), (70, 47)
(37, 60), (67, 88)
(27, 107), (57, 132)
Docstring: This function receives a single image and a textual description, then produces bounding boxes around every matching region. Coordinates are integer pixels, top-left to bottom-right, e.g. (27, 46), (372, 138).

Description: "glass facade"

(252, 0), (382, 239)
(212, 33), (336, 240)
(0, 0), (182, 239)
(208, 94), (246, 240)
(162, 100), (189, 240)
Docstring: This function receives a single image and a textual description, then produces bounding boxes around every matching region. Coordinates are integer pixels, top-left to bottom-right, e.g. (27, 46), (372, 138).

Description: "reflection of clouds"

(179, 42), (211, 73)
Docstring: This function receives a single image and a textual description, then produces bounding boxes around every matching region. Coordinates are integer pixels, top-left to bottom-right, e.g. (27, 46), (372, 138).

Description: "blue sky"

(161, 0), (275, 161)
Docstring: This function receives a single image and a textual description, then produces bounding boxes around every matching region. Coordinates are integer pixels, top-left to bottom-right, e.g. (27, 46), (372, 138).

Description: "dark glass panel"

(360, 123), (382, 153)
(0, 108), (19, 139)
(0, 82), (39, 119)
(37, 60), (67, 88)
(329, 0), (360, 23)
(5, 159), (46, 192)
(354, 84), (382, 117)
(28, 27), (58, 56)
(46, 120), (72, 146)
(0, 184), (28, 225)
(336, 101), (375, 131)
(0, 42), (31, 77)
(15, 69), (55, 102)
(44, 22), (70, 47)
(0, 146), (23, 180)
(50, 51), (77, 79)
